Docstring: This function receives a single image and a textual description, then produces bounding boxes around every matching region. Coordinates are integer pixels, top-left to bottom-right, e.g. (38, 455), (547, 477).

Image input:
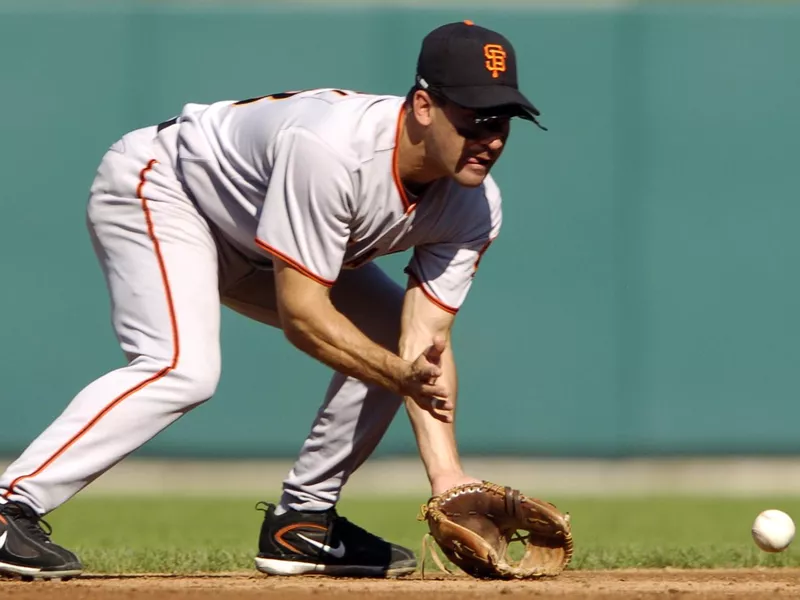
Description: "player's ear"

(412, 90), (436, 127)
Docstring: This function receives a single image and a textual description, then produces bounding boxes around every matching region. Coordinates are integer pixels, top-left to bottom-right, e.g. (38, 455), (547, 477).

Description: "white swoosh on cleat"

(296, 533), (346, 558)
(0, 531), (6, 549)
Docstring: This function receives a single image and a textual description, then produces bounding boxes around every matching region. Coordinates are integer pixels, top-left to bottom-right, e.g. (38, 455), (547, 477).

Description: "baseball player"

(0, 21), (543, 579)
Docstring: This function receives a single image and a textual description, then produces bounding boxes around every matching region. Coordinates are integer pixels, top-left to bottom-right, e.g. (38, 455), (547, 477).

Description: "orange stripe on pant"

(3, 159), (180, 498)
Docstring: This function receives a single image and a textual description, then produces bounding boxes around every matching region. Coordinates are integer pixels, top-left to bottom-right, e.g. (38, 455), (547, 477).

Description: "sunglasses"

(451, 113), (512, 140)
(426, 89), (513, 139)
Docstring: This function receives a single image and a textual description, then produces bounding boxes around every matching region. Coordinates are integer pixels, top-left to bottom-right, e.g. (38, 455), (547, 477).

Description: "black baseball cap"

(415, 20), (543, 126)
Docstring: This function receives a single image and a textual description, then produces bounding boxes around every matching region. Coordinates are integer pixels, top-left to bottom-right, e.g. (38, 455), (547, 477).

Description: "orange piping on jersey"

(3, 159), (180, 499)
(407, 271), (459, 315)
(473, 240), (493, 273)
(255, 238), (336, 287)
(391, 107), (416, 215)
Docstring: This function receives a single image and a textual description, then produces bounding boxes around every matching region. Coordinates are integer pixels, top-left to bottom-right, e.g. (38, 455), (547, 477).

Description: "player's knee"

(127, 353), (221, 405)
(171, 358), (221, 405)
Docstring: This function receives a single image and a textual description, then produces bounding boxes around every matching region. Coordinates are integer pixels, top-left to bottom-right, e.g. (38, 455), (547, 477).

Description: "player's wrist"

(391, 357), (417, 397)
(430, 473), (480, 496)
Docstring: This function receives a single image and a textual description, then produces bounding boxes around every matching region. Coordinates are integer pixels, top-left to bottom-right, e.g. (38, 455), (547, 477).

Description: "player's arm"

(258, 127), (452, 407)
(400, 188), (502, 494)
(399, 277), (476, 495)
(272, 258), (449, 405)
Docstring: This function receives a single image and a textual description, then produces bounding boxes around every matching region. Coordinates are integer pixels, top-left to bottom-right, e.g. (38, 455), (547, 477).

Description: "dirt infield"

(3, 569), (800, 599)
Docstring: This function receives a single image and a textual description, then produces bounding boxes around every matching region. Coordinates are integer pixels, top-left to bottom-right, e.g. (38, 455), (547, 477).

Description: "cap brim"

(438, 84), (540, 120)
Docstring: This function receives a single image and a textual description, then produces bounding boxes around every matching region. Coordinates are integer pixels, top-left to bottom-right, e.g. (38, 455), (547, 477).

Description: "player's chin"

(453, 163), (490, 187)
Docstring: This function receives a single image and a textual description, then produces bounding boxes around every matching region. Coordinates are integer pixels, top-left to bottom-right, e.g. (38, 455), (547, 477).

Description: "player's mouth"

(464, 156), (494, 177)
(464, 155), (492, 171)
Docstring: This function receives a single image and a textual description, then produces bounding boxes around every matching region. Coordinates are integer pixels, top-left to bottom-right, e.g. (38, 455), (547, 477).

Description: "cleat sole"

(255, 556), (416, 578)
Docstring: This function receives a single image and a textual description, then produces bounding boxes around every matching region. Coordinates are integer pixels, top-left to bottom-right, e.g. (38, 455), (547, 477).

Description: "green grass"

(42, 495), (800, 574)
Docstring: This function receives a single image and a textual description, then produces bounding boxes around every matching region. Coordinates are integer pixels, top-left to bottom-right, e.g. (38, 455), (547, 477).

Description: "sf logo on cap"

(483, 44), (507, 78)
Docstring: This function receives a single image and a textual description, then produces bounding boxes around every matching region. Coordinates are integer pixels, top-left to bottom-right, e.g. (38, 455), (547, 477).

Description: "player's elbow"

(280, 313), (316, 350)
(278, 301), (330, 356)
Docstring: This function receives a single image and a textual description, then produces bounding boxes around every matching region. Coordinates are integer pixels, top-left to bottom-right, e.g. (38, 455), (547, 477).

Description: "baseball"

(751, 509), (795, 552)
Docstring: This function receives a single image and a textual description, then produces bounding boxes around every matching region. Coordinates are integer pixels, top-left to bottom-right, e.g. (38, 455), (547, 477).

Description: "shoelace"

(2, 501), (54, 543)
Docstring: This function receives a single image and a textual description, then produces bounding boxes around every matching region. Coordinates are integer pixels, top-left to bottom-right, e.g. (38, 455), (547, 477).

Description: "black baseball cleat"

(0, 501), (83, 581)
(254, 502), (416, 577)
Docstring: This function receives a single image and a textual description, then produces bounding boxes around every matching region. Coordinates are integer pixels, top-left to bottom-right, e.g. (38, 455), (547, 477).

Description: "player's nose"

(478, 135), (504, 154)
(469, 135), (504, 154)
(487, 136), (504, 151)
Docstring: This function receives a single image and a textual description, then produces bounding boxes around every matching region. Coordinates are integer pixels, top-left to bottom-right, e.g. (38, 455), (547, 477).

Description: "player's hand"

(402, 336), (454, 422)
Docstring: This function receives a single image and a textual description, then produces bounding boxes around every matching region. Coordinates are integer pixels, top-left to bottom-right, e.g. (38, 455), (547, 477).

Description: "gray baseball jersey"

(172, 88), (503, 313)
(0, 87), (503, 520)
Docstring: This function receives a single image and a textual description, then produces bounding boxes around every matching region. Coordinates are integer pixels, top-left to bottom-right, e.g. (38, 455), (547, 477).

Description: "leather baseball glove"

(419, 480), (573, 579)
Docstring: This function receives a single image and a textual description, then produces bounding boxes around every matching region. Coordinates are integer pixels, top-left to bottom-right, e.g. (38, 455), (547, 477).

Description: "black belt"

(157, 117), (178, 133)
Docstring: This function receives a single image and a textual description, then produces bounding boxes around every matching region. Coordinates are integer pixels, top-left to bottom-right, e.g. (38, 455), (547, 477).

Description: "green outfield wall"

(1, 1), (799, 459)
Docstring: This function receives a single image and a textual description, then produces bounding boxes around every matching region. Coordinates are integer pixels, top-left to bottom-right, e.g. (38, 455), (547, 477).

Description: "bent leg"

(223, 263), (404, 511)
(0, 129), (223, 515)
(281, 265), (405, 510)
(222, 262), (405, 511)
(223, 263), (413, 576)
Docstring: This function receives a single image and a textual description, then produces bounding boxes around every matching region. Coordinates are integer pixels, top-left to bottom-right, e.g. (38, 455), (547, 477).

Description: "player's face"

(433, 100), (510, 187)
